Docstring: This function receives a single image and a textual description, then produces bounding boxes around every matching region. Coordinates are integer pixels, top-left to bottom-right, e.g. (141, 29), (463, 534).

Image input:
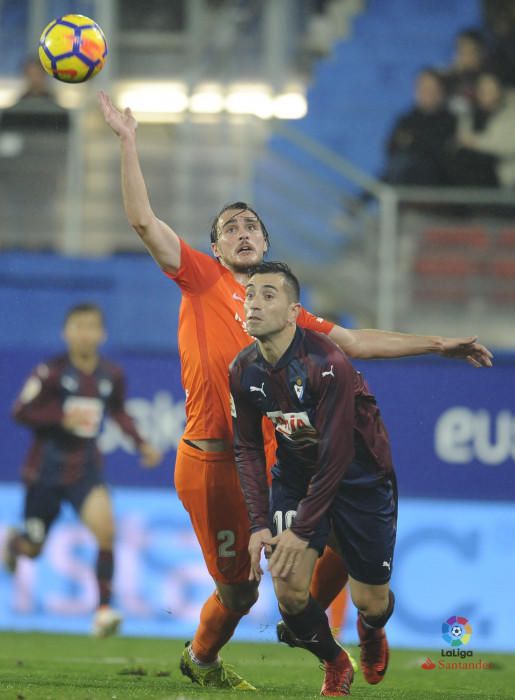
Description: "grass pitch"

(0, 632), (513, 699)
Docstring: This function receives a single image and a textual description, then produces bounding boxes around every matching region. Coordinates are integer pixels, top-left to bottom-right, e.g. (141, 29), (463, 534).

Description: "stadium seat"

(498, 228), (515, 248)
(422, 227), (490, 250)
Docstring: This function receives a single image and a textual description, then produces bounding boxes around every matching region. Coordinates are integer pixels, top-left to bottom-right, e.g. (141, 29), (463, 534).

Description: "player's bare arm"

(329, 325), (493, 367)
(98, 91), (181, 275)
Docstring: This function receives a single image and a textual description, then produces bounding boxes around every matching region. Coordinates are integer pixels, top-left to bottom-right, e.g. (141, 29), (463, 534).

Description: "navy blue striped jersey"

(229, 327), (394, 540)
(12, 354), (144, 486)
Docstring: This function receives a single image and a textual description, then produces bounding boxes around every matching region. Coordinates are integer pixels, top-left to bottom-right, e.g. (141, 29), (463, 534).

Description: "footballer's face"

(211, 208), (268, 272)
(244, 273), (299, 339)
(63, 311), (106, 356)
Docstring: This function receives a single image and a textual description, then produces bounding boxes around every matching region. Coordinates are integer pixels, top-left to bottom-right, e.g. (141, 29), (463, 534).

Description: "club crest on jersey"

(98, 379), (113, 397)
(293, 378), (304, 401)
(61, 375), (78, 392)
(266, 410), (317, 441)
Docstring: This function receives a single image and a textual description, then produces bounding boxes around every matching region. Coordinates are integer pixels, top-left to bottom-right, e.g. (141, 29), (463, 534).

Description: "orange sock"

(310, 546), (349, 610)
(328, 587), (350, 639)
(191, 592), (246, 663)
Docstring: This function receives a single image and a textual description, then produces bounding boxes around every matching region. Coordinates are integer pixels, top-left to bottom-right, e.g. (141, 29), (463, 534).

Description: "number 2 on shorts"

(217, 529), (236, 558)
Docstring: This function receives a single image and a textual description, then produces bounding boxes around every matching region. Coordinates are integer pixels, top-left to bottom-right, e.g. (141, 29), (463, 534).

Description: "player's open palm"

(440, 336), (493, 367)
(98, 90), (138, 140)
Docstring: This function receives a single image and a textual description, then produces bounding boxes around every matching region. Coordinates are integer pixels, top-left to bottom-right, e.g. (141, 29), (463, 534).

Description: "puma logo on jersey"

(232, 292), (245, 302)
(321, 365), (335, 378)
(266, 410), (317, 441)
(250, 382), (266, 398)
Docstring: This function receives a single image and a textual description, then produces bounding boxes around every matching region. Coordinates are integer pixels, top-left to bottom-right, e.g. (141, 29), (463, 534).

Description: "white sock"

(188, 645), (220, 667)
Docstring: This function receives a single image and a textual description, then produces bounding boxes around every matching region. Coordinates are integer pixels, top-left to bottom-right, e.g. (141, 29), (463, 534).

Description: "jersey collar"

(257, 326), (304, 370)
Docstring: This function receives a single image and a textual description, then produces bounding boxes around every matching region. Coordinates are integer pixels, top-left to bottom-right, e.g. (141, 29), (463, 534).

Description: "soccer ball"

(39, 14), (108, 83)
(451, 624), (462, 638)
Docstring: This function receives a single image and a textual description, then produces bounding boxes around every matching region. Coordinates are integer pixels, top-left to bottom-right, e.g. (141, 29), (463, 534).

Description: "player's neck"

(218, 257), (252, 286)
(68, 350), (100, 374)
(258, 326), (296, 367)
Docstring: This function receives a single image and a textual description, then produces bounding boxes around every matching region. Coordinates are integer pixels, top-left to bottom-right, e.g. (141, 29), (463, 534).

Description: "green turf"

(0, 632), (513, 699)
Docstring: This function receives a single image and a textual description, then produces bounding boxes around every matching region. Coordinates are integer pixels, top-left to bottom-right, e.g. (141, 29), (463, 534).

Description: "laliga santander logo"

(442, 615), (472, 647)
(420, 616), (492, 671)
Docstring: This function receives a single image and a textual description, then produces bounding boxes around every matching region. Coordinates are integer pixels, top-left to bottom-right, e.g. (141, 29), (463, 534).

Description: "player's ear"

(288, 302), (301, 325)
(211, 241), (220, 259)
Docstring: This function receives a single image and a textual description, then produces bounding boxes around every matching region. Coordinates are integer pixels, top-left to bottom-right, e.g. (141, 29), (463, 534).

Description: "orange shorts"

(174, 439), (252, 584)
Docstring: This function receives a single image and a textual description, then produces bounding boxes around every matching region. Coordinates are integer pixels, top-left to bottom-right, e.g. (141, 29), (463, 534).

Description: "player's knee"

(22, 518), (46, 556)
(90, 523), (115, 549)
(276, 586), (309, 615)
(352, 589), (390, 618)
(356, 589), (394, 625)
(217, 582), (258, 613)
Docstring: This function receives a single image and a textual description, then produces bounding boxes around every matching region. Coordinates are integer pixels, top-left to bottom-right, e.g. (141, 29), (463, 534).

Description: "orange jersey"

(166, 239), (335, 442)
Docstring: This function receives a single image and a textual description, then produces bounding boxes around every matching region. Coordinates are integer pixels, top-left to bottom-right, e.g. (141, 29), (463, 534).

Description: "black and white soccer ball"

(450, 624), (462, 639)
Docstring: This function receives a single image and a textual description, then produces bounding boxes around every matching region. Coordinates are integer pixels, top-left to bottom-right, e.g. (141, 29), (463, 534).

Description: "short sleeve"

(297, 307), (334, 336)
(164, 238), (224, 295)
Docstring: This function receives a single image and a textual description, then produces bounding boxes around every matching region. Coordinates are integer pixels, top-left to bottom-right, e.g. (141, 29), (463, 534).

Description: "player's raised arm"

(328, 325), (493, 367)
(98, 90), (181, 275)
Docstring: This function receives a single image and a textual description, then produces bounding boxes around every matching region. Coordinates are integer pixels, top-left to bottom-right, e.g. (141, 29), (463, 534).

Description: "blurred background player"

(98, 89), (492, 689)
(2, 303), (162, 637)
(230, 262), (397, 696)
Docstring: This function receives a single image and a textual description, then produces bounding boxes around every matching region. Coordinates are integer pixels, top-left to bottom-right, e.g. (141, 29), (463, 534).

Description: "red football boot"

(320, 648), (354, 696)
(357, 615), (389, 684)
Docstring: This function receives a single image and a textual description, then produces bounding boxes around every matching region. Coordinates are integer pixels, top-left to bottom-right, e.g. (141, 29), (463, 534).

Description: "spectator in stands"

(482, 0), (515, 87)
(0, 57), (69, 131)
(380, 68), (456, 186)
(440, 29), (486, 115)
(449, 71), (515, 187)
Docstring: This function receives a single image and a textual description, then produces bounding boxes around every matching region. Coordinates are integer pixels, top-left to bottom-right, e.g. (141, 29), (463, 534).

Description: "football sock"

(191, 592), (247, 664)
(310, 545), (349, 610)
(280, 596), (341, 662)
(360, 590), (395, 629)
(328, 587), (350, 638)
(96, 549), (114, 606)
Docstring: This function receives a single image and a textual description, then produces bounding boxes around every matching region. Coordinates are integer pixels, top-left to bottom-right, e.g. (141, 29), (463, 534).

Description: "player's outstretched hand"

(439, 336), (493, 368)
(139, 442), (162, 468)
(267, 529), (308, 580)
(98, 90), (138, 140)
(248, 528), (273, 582)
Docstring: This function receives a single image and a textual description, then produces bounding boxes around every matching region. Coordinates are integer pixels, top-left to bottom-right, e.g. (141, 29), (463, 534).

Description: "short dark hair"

(64, 303), (105, 326)
(247, 261), (300, 302)
(210, 201), (270, 248)
(457, 29), (485, 47)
